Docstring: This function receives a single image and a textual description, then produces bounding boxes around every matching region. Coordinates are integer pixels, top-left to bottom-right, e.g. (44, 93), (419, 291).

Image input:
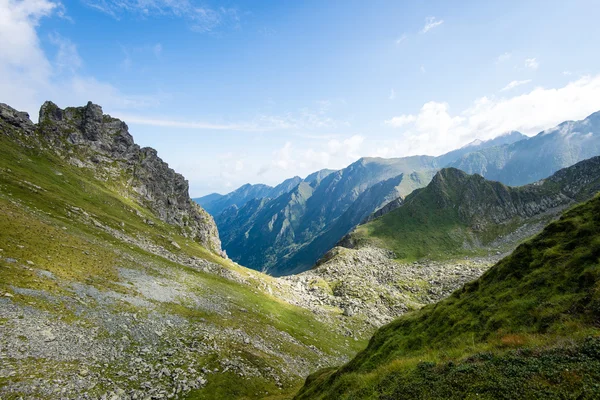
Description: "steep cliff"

(1, 101), (223, 255)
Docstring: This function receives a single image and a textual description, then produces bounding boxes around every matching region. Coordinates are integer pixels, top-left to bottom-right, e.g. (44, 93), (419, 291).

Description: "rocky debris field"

(283, 246), (501, 327)
(0, 241), (354, 399)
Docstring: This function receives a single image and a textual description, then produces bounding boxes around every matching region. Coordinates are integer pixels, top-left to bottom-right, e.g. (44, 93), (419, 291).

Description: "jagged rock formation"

(1, 101), (223, 255)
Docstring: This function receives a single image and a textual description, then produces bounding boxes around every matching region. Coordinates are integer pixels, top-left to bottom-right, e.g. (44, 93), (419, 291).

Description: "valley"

(1, 100), (599, 400)
(3, 2), (600, 400)
(203, 112), (600, 276)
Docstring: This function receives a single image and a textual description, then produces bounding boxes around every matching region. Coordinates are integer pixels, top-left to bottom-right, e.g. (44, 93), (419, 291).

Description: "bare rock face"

(1, 101), (223, 256)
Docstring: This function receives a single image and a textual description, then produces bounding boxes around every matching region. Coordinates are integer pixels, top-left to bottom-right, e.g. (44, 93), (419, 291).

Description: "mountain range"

(3, 100), (600, 400)
(200, 111), (600, 276)
(343, 156), (600, 261)
(281, 156), (600, 329)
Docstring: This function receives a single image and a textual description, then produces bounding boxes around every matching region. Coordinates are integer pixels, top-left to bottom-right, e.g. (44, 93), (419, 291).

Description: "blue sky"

(2, 0), (600, 196)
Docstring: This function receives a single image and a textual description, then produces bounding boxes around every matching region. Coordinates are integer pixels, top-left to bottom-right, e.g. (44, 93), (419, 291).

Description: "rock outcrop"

(0, 101), (223, 255)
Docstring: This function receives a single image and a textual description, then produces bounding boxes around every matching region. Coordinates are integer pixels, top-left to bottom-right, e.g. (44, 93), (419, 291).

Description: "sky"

(2, 1), (600, 197)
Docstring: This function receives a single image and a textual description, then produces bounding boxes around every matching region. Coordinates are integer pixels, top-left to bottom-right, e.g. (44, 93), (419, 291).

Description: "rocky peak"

(0, 103), (35, 133)
(39, 101), (135, 158)
(2, 101), (224, 256)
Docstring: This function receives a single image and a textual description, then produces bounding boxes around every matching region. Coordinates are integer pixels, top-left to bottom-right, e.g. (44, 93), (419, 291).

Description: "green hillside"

(350, 161), (600, 261)
(295, 194), (600, 399)
(0, 103), (366, 400)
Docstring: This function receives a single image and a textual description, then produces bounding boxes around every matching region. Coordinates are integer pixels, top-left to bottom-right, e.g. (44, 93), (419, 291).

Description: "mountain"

(450, 111), (600, 186)
(193, 192), (223, 208)
(303, 169), (337, 185)
(195, 176), (304, 216)
(196, 183), (272, 215)
(212, 130), (534, 276)
(435, 130), (527, 166)
(344, 156), (600, 261)
(0, 102), (367, 399)
(274, 170), (437, 275)
(218, 157), (441, 274)
(284, 157), (600, 327)
(295, 193), (600, 399)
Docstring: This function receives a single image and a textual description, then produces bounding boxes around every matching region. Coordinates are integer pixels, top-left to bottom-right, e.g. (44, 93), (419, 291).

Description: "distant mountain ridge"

(201, 111), (600, 276)
(213, 133), (527, 275)
(194, 171), (338, 216)
(340, 155), (600, 262)
(450, 111), (600, 185)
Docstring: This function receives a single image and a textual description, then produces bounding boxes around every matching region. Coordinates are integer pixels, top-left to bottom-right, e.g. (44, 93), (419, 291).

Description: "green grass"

(295, 194), (600, 399)
(0, 121), (367, 399)
(351, 166), (600, 263)
(353, 190), (467, 261)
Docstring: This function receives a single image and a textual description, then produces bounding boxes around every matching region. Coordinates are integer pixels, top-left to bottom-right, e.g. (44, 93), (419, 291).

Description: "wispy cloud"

(525, 57), (539, 70)
(395, 33), (408, 45)
(500, 79), (532, 92)
(117, 100), (348, 132)
(83, 1), (240, 33)
(384, 114), (415, 127)
(420, 16), (443, 33)
(258, 135), (365, 176)
(49, 32), (82, 73)
(496, 52), (511, 63)
(389, 89), (396, 100)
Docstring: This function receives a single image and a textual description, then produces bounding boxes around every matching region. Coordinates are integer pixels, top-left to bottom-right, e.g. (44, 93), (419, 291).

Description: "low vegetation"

(295, 194), (600, 399)
(0, 107), (367, 399)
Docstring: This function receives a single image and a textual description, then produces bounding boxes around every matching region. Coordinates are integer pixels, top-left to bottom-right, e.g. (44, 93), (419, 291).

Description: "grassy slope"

(0, 131), (365, 399)
(295, 194), (600, 399)
(351, 167), (596, 262)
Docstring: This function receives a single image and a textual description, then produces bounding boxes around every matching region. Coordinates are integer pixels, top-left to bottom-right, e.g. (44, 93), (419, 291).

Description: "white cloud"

(383, 74), (600, 156)
(563, 70), (572, 76)
(258, 135), (365, 177)
(525, 57), (539, 70)
(384, 114), (415, 128)
(395, 34), (407, 45)
(389, 89), (396, 100)
(421, 16), (443, 33)
(119, 100), (348, 132)
(49, 32), (82, 73)
(0, 0), (58, 113)
(500, 79), (531, 92)
(420, 65), (426, 74)
(496, 52), (512, 63)
(0, 0), (161, 119)
(117, 114), (285, 132)
(84, 1), (240, 33)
